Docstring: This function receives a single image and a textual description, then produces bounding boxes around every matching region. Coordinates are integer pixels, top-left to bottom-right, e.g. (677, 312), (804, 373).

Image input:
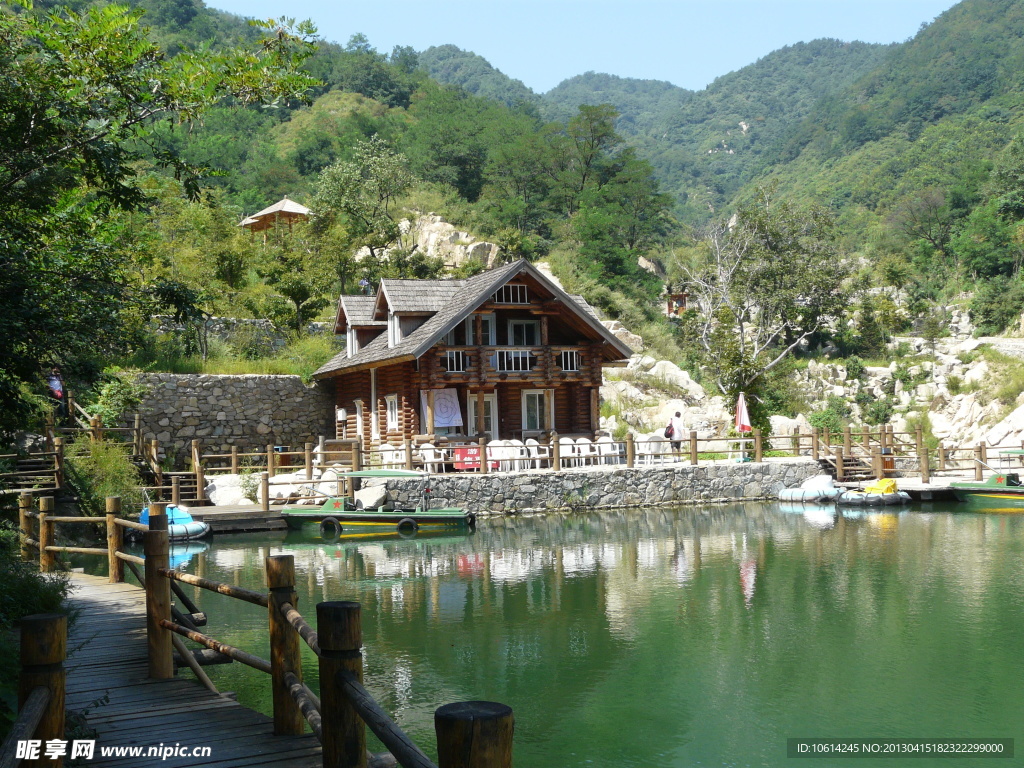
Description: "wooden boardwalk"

(186, 505), (287, 534)
(66, 574), (321, 767)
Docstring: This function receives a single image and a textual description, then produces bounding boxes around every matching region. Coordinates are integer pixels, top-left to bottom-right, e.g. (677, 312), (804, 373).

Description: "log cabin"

(312, 259), (634, 451)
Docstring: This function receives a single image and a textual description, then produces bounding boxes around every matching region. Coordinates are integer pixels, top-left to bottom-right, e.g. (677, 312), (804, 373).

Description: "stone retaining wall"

(136, 374), (334, 464)
(381, 459), (820, 515)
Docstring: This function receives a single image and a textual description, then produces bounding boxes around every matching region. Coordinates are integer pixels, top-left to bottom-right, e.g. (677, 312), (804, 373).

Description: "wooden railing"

(141, 512), (513, 768)
(0, 444), (64, 495)
(19, 493), (145, 581)
(0, 614), (67, 768)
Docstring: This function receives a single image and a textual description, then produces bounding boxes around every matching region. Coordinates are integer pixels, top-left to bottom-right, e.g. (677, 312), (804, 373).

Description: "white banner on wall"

(420, 388), (463, 428)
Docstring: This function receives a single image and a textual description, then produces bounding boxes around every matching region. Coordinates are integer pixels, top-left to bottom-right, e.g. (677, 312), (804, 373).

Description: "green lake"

(111, 503), (1024, 767)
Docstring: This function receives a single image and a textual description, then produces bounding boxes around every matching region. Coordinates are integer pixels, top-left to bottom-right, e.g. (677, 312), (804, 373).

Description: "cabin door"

(468, 394), (499, 439)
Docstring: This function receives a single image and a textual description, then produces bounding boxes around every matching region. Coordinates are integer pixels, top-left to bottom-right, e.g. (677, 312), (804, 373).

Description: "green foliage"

(969, 275), (1024, 334)
(808, 395), (852, 434)
(64, 439), (144, 517)
(0, 519), (70, 741)
(85, 369), (148, 425)
(0, 2), (317, 437)
(844, 356), (866, 380)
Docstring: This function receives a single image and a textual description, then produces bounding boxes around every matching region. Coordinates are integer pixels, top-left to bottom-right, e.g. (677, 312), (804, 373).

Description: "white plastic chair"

(525, 438), (548, 469)
(649, 435), (670, 464)
(378, 444), (400, 469)
(507, 439), (528, 470)
(596, 435), (617, 465)
(636, 435), (654, 465)
(575, 437), (596, 466)
(418, 442), (446, 473)
(558, 436), (579, 468)
(487, 439), (508, 471)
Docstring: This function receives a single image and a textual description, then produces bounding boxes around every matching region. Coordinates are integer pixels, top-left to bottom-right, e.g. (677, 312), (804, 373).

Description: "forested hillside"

(10, 0), (1024, 440)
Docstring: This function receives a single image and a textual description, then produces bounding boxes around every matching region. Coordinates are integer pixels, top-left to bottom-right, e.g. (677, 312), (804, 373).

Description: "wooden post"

(231, 446), (239, 474)
(261, 472), (270, 513)
(305, 443), (314, 481)
(193, 439), (206, 503)
(980, 441), (988, 467)
(835, 446), (845, 481)
(426, 390), (436, 436)
(811, 428), (820, 461)
(54, 436), (64, 488)
(625, 433), (635, 468)
(19, 492), (33, 561)
(144, 507), (173, 679)
(45, 412), (55, 453)
(862, 426), (870, 451)
(975, 445), (984, 481)
(352, 441), (363, 472)
(435, 701), (514, 768)
(172, 475), (181, 506)
(551, 434), (561, 472)
(318, 601), (366, 768)
(479, 436), (488, 475)
(405, 439), (414, 470)
(133, 413), (143, 456)
(915, 426), (924, 460)
(18, 613), (67, 768)
(791, 427), (800, 457)
(921, 442), (930, 484)
(822, 427), (831, 449)
(267, 444), (276, 478)
(872, 449), (883, 480)
(106, 496), (123, 584)
(689, 430), (698, 466)
(476, 391), (486, 437)
(753, 429), (763, 463)
(843, 425), (852, 455)
(938, 443), (947, 471)
(267, 555), (304, 735)
(38, 497), (55, 573)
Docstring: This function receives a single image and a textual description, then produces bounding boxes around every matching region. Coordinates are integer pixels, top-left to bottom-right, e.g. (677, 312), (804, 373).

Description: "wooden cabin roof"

(314, 260), (633, 378)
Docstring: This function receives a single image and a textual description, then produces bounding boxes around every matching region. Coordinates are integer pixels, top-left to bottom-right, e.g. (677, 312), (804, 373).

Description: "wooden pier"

(65, 574), (323, 767)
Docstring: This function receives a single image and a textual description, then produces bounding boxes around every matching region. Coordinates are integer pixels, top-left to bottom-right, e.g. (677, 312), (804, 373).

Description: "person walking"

(669, 411), (685, 453)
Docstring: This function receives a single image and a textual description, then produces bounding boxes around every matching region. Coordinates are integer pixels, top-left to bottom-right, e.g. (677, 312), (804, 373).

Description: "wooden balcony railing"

(433, 345), (594, 383)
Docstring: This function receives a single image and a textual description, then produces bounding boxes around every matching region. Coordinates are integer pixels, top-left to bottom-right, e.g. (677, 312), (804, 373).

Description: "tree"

(0, 3), (317, 435)
(677, 190), (850, 423)
(312, 136), (414, 260)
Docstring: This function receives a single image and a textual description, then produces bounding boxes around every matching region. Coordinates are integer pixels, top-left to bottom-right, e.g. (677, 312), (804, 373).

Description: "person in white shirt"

(669, 411), (685, 452)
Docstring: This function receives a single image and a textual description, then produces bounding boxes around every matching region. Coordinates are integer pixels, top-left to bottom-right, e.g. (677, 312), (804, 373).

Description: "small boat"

(950, 473), (1024, 512)
(837, 478), (911, 507)
(140, 504), (212, 541)
(778, 474), (841, 503)
(281, 469), (475, 539)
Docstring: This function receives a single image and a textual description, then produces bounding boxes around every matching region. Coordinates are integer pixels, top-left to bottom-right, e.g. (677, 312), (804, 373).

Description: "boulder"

(647, 360), (706, 401)
(205, 473), (256, 506)
(354, 485), (388, 510)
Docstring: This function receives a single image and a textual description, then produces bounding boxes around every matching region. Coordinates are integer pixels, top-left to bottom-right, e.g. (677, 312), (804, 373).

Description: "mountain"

(541, 73), (693, 136)
(417, 45), (539, 108)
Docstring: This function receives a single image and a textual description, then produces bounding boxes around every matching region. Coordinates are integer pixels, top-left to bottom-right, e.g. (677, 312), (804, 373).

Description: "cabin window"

(354, 399), (364, 438)
(493, 284), (528, 304)
(347, 327), (359, 357)
(385, 395), (399, 431)
(466, 313), (496, 345)
(559, 350), (580, 371)
(522, 390), (548, 432)
(508, 320), (539, 346)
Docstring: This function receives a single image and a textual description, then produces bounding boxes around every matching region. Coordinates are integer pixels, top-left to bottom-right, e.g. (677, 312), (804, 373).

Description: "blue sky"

(206, 0), (960, 94)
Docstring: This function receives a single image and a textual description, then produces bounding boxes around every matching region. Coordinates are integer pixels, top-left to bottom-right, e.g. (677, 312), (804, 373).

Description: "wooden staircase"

(818, 452), (874, 481)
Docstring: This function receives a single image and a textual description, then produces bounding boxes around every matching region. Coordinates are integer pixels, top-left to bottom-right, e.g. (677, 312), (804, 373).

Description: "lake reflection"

(163, 504), (1024, 767)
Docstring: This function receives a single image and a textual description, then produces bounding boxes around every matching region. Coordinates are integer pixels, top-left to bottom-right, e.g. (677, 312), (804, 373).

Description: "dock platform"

(187, 505), (287, 533)
(65, 573), (321, 767)
(837, 471), (979, 501)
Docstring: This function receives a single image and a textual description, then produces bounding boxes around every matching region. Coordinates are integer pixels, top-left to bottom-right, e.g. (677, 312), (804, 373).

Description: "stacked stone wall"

(136, 374), (334, 464)
(381, 459), (819, 515)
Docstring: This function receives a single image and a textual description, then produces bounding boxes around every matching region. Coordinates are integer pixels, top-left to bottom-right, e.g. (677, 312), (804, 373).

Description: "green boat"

(950, 473), (1024, 512)
(280, 469), (475, 538)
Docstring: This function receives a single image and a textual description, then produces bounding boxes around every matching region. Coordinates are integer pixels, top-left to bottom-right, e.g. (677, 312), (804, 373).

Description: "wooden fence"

(142, 508), (513, 768)
(11, 501), (514, 768)
(0, 614), (67, 768)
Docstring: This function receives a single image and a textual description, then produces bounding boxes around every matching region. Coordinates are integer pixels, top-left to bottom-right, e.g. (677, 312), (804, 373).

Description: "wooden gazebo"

(239, 196), (311, 234)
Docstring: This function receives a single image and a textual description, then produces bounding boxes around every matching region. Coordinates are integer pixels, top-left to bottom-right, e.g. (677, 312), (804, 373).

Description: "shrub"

(844, 356), (866, 380)
(0, 520), (70, 741)
(946, 375), (963, 396)
(808, 395), (851, 434)
(64, 438), (144, 517)
(86, 368), (148, 425)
